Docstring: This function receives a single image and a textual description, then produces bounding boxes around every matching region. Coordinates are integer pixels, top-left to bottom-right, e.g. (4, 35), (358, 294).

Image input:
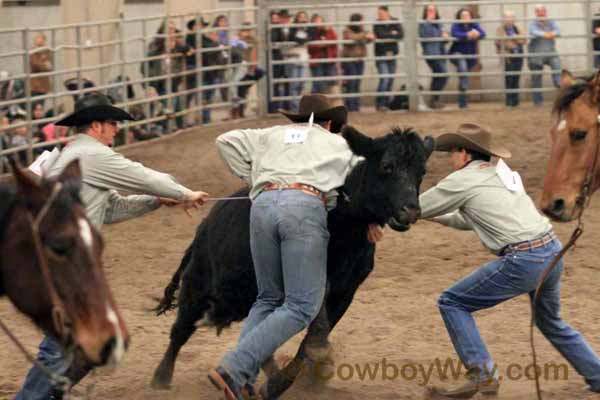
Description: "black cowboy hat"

(55, 92), (135, 127)
(435, 123), (512, 158)
(279, 94), (347, 133)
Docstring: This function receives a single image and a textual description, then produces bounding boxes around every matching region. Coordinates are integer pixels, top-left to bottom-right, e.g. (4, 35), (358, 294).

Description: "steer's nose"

(402, 205), (421, 223)
(542, 198), (565, 220)
(100, 337), (117, 365)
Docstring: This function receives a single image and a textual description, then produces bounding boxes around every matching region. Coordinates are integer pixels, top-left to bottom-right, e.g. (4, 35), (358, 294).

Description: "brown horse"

(0, 160), (129, 368)
(541, 69), (600, 221)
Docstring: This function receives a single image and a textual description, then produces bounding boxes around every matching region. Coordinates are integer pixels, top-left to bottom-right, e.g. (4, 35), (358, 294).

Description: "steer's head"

(342, 126), (434, 231)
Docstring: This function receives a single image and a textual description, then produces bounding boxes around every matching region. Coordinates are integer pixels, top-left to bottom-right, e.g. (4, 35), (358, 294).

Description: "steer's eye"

(570, 130), (587, 142)
(380, 161), (394, 176)
(45, 237), (74, 257)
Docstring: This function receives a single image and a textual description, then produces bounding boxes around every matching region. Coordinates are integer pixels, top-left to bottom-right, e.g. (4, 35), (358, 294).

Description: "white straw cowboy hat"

(435, 123), (512, 159)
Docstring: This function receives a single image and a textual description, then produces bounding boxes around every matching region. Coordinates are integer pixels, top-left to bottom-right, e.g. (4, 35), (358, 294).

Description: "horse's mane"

(553, 74), (594, 115)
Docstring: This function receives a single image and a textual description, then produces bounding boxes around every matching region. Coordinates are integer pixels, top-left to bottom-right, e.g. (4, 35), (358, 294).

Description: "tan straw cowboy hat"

(279, 94), (347, 133)
(435, 123), (512, 159)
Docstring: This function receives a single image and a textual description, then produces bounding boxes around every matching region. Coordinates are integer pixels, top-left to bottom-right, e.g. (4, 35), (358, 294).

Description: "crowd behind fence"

(0, 0), (599, 171)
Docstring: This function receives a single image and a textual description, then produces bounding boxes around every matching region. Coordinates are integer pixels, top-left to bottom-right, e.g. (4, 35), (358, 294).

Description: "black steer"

(151, 126), (434, 398)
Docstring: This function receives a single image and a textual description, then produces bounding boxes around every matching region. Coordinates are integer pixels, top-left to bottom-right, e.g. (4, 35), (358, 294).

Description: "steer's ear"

(423, 136), (435, 159)
(342, 125), (375, 157)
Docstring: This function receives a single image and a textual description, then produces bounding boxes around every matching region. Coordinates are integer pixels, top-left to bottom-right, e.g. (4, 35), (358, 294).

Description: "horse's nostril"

(553, 199), (565, 213)
(100, 337), (117, 365)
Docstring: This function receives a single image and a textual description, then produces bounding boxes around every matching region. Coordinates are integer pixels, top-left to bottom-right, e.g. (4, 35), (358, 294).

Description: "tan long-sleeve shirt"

(48, 134), (191, 228)
(216, 124), (361, 206)
(419, 160), (552, 255)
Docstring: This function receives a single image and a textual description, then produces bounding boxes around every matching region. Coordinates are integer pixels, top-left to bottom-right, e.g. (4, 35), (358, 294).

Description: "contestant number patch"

(284, 128), (308, 144)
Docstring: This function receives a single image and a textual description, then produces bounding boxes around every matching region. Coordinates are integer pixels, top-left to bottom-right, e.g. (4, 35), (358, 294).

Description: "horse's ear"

(342, 125), (374, 157)
(590, 70), (600, 104)
(57, 159), (82, 187)
(11, 158), (43, 200)
(560, 70), (575, 89)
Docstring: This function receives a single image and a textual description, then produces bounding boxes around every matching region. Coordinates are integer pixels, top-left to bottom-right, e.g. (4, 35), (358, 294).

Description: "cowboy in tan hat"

(417, 123), (600, 398)
(208, 94), (383, 399)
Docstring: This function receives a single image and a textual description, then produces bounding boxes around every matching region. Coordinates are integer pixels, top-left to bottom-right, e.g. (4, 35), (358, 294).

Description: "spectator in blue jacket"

(528, 4), (561, 105)
(449, 8), (485, 109)
(419, 4), (448, 109)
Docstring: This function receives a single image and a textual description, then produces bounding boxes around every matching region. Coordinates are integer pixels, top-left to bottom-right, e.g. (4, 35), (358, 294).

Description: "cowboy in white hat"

(15, 92), (208, 400)
(418, 123), (600, 398)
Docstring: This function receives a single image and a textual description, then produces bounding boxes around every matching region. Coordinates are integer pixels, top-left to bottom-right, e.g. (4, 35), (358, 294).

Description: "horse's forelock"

(553, 81), (591, 116)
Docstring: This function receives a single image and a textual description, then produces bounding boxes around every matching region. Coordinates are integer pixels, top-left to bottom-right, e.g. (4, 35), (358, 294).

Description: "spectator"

(342, 13), (374, 111)
(449, 8), (486, 109)
(419, 4), (449, 109)
(31, 103), (47, 154)
(528, 4), (561, 106)
(8, 112), (28, 165)
(374, 5), (404, 111)
(283, 11), (310, 111)
(29, 33), (53, 108)
(495, 10), (526, 107)
(308, 13), (339, 95)
(213, 15), (231, 103)
(230, 24), (265, 119)
(201, 29), (227, 124)
(269, 10), (288, 112)
(593, 10), (600, 69)
(185, 18), (209, 114)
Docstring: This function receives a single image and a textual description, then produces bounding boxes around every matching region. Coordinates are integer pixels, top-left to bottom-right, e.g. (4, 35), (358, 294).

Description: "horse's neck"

(0, 185), (16, 296)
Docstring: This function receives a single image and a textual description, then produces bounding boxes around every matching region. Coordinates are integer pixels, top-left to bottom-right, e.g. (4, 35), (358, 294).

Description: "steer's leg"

(258, 303), (330, 399)
(259, 255), (374, 399)
(151, 267), (210, 389)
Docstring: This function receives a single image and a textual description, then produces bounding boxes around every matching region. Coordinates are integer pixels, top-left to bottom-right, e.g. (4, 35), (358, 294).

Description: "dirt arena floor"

(3, 104), (600, 400)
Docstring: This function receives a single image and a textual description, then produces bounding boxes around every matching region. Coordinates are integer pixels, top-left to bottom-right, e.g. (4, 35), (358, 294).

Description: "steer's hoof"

(150, 374), (172, 390)
(305, 342), (333, 363)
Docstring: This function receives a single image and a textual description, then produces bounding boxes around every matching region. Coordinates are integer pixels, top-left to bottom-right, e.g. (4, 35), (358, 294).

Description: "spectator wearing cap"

(342, 13), (374, 111)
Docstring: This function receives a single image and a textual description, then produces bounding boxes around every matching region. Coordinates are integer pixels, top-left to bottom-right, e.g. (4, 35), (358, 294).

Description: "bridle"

(0, 181), (73, 395)
(530, 114), (600, 400)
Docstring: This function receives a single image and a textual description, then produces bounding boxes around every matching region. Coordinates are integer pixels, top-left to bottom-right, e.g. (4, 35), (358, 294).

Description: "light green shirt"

(216, 124), (361, 206)
(419, 160), (552, 255)
(48, 134), (191, 228)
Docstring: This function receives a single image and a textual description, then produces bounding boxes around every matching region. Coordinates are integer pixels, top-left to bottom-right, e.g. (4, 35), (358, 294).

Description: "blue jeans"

(504, 55), (524, 106)
(438, 237), (600, 388)
(220, 190), (329, 387)
(376, 59), (396, 108)
(425, 58), (448, 93)
(451, 55), (477, 108)
(202, 76), (216, 124)
(310, 63), (336, 95)
(15, 336), (70, 400)
(342, 61), (364, 111)
(528, 54), (561, 105)
(284, 63), (304, 112)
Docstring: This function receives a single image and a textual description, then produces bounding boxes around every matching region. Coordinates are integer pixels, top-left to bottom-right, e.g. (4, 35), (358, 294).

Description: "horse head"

(341, 125), (434, 231)
(0, 160), (129, 367)
(541, 69), (600, 221)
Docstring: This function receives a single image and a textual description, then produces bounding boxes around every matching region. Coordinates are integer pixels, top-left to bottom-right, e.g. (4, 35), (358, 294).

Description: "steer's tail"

(154, 244), (192, 316)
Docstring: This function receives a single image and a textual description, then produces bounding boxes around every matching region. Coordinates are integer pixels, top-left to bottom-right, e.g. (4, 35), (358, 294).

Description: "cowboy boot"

(427, 376), (499, 399)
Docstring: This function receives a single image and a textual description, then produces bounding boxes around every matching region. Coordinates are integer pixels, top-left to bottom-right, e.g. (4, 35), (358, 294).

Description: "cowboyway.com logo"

(286, 357), (569, 386)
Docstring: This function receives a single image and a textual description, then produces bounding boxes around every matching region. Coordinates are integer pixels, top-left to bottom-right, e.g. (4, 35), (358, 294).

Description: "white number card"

(283, 112), (314, 144)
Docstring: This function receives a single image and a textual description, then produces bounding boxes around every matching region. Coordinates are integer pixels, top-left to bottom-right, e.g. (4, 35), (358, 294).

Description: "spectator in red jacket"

(308, 14), (338, 94)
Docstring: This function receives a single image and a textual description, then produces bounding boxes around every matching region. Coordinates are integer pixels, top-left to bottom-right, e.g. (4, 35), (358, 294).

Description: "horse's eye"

(570, 130), (587, 142)
(46, 237), (74, 257)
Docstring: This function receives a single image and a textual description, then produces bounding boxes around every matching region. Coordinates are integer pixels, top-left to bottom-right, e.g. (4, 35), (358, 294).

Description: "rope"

(205, 196), (250, 202)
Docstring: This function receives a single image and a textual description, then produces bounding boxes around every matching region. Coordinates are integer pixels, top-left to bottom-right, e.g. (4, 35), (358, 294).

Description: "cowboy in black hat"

(15, 92), (209, 400)
(417, 123), (600, 398)
(208, 94), (381, 399)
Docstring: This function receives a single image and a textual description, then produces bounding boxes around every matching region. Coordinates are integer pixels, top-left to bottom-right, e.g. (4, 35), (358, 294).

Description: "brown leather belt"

(262, 183), (326, 203)
(501, 231), (557, 255)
